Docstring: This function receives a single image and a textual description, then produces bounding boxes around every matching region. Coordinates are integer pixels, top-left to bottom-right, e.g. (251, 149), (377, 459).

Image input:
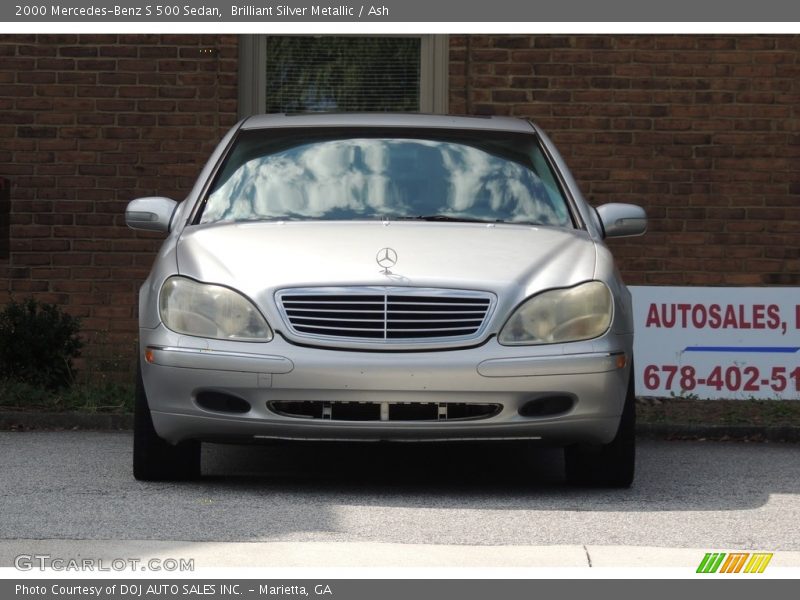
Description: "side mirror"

(125, 197), (178, 233)
(595, 203), (647, 238)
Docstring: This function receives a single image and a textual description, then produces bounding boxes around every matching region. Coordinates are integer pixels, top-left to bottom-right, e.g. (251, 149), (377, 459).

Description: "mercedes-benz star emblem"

(376, 247), (398, 273)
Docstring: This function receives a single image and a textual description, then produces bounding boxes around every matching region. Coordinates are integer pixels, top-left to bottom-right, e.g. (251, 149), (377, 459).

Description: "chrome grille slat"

(291, 316), (482, 323)
(392, 310), (483, 319)
(286, 308), (384, 315)
(294, 324), (389, 332)
(283, 301), (385, 305)
(293, 323), (479, 332)
(387, 302), (489, 306)
(290, 316), (386, 322)
(277, 287), (495, 344)
(389, 319), (484, 323)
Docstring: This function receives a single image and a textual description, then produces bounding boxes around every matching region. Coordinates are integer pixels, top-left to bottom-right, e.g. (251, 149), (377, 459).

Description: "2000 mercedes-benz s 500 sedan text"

(126, 113), (646, 486)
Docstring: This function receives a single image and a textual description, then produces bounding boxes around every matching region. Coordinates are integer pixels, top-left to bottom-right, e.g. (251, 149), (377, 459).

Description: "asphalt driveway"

(0, 432), (797, 556)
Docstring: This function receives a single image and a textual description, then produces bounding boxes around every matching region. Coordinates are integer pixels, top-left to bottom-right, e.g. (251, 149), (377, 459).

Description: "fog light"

(519, 395), (575, 417)
(196, 391), (251, 414)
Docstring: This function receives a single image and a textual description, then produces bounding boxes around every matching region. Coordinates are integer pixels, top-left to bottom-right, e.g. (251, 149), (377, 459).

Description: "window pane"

(265, 37), (421, 113)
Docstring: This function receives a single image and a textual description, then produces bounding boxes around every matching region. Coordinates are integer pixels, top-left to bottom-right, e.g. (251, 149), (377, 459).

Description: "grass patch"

(637, 397), (800, 427)
(0, 378), (133, 413)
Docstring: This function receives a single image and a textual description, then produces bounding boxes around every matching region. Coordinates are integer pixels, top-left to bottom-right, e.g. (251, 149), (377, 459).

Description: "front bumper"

(140, 327), (632, 446)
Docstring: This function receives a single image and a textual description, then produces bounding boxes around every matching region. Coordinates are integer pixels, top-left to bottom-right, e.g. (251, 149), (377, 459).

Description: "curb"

(1, 411), (798, 441)
(0, 411), (133, 431)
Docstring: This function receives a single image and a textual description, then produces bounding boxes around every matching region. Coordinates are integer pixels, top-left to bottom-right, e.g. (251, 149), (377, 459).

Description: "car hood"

(176, 221), (597, 303)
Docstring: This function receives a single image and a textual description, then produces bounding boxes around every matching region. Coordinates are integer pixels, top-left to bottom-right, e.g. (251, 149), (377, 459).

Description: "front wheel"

(564, 368), (635, 488)
(133, 358), (201, 481)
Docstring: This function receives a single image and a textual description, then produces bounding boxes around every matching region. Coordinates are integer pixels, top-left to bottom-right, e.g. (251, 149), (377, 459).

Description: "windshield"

(199, 127), (573, 228)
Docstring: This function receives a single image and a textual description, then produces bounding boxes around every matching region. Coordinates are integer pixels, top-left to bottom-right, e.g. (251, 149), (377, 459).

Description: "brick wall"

(2, 34), (800, 373)
(0, 34), (238, 371)
(449, 35), (800, 286)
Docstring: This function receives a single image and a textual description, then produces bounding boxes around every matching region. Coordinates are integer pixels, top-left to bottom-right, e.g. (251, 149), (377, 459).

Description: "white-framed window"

(238, 35), (448, 118)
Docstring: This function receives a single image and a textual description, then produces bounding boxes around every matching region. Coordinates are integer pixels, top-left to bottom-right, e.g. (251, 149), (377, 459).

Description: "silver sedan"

(126, 113), (646, 486)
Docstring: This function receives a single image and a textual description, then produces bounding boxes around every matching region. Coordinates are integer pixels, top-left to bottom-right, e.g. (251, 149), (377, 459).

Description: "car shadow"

(203, 439), (565, 490)
(200, 437), (800, 512)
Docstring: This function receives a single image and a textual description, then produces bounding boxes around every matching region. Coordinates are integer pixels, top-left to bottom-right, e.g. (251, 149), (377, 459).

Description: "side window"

(238, 35), (448, 117)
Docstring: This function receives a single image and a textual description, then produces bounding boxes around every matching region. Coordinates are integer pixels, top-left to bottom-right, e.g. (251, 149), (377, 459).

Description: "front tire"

(564, 368), (635, 488)
(133, 359), (201, 481)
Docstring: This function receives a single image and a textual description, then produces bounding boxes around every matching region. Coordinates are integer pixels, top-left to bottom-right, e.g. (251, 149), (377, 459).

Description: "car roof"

(241, 112), (537, 133)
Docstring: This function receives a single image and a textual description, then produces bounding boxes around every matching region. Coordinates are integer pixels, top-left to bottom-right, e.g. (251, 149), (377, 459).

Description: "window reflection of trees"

(203, 139), (570, 227)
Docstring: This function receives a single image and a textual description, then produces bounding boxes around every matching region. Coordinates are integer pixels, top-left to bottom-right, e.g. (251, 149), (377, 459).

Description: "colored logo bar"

(697, 552), (773, 573)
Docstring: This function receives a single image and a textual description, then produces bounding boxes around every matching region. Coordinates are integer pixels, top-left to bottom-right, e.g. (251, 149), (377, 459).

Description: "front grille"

(277, 287), (494, 343)
(268, 401), (502, 421)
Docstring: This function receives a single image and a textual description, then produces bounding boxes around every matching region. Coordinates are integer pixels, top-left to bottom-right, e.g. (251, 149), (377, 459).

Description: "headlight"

(499, 281), (612, 345)
(159, 277), (273, 341)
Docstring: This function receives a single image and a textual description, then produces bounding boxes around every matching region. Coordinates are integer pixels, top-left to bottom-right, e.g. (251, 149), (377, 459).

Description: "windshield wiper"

(393, 214), (500, 224)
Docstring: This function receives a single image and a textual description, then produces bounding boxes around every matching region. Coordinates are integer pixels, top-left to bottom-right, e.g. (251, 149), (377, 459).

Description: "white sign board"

(630, 287), (800, 400)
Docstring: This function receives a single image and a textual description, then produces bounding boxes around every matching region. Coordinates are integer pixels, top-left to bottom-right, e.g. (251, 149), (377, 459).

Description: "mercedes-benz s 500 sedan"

(126, 113), (646, 486)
